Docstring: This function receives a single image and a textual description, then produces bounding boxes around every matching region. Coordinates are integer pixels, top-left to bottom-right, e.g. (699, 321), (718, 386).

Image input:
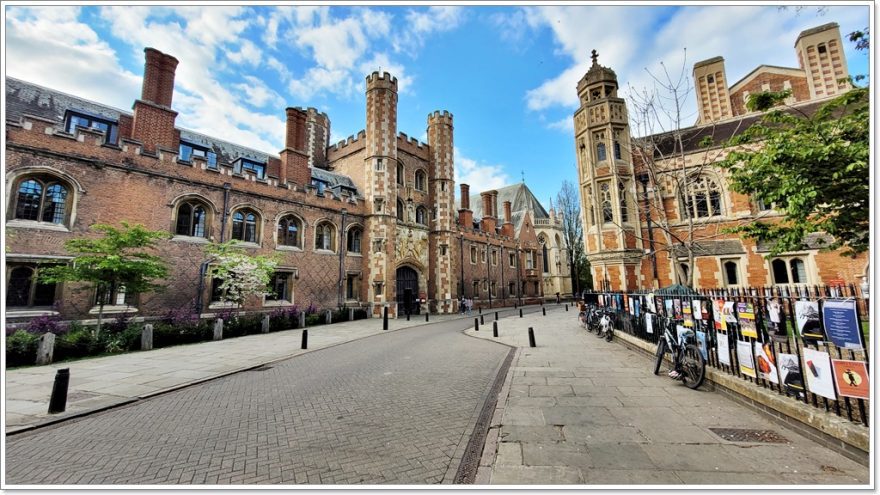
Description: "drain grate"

(251, 365), (274, 372)
(709, 428), (789, 444)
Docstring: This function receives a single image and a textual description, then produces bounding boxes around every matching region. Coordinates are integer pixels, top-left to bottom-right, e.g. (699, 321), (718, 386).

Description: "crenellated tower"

(573, 50), (641, 291)
(427, 110), (456, 312)
(364, 71), (399, 316)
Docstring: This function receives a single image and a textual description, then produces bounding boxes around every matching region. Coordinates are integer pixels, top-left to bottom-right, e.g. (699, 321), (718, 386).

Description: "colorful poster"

(831, 360), (870, 399)
(737, 340), (757, 378)
(737, 302), (757, 338)
(713, 299), (726, 331)
(754, 342), (779, 384)
(695, 330), (708, 361)
(767, 300), (782, 324)
(645, 313), (654, 334)
(633, 298), (640, 318)
(716, 332), (731, 366)
(683, 302), (694, 328)
(795, 300), (825, 342)
(628, 296), (635, 316)
(665, 299), (674, 317)
(777, 353), (805, 398)
(693, 300), (704, 321)
(646, 293), (656, 313)
(822, 300), (863, 349)
(673, 299), (682, 319)
(598, 295), (605, 307)
(723, 301), (737, 325)
(700, 301), (710, 321)
(802, 348), (836, 400)
(623, 295), (629, 312)
(766, 299), (787, 341)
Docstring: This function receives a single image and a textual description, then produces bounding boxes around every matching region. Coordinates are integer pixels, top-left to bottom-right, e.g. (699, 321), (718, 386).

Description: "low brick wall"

(613, 330), (869, 466)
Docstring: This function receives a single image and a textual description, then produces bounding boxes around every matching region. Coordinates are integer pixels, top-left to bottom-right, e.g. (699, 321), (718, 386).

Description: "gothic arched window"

(12, 176), (71, 225)
(231, 208), (259, 243)
(600, 183), (613, 223)
(681, 175), (723, 219)
(414, 170), (427, 191)
(618, 181), (629, 223)
(415, 206), (427, 225)
(396, 199), (405, 221)
(277, 215), (303, 248)
(175, 200), (209, 238)
(347, 227), (362, 253)
(315, 221), (336, 251)
(596, 142), (607, 161)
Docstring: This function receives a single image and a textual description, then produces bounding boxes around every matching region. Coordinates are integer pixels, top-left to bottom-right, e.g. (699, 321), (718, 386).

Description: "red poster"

(831, 359), (870, 399)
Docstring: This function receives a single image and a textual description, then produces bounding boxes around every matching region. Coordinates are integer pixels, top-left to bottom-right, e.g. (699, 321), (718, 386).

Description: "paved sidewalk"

(5, 310), (484, 433)
(465, 307), (869, 486)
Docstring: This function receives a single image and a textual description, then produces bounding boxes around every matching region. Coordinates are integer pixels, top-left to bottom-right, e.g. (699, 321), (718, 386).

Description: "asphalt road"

(5, 315), (514, 485)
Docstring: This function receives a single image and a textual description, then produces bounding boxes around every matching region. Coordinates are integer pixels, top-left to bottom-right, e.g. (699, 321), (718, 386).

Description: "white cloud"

(266, 56), (293, 83)
(234, 76), (284, 109)
(5, 7), (141, 111)
(226, 39), (262, 67)
(547, 117), (574, 132)
(393, 7), (465, 54)
(489, 8), (541, 48)
(289, 67), (354, 101)
(358, 53), (413, 94)
(454, 147), (511, 191)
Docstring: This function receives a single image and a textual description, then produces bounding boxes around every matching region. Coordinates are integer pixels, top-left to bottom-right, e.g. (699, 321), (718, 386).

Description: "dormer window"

(235, 159), (266, 179)
(65, 111), (118, 145)
(179, 142), (218, 169)
(311, 179), (328, 196)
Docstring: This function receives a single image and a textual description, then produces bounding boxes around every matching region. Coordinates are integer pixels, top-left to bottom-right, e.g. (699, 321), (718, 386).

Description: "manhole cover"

(251, 365), (273, 372)
(67, 391), (99, 402)
(709, 428), (789, 443)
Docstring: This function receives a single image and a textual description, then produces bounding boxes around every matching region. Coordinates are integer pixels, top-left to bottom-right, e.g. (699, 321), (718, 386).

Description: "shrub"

(269, 305), (299, 331)
(53, 324), (100, 362)
(353, 309), (368, 321)
(331, 309), (348, 323)
(305, 313), (323, 327)
(224, 313), (262, 338)
(153, 321), (211, 348)
(6, 330), (40, 368)
(24, 313), (69, 336)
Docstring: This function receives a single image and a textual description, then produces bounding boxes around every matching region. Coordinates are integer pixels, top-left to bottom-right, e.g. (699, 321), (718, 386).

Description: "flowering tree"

(205, 241), (278, 306)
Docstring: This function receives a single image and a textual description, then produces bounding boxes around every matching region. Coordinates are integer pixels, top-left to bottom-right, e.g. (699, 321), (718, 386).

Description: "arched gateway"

(396, 266), (420, 315)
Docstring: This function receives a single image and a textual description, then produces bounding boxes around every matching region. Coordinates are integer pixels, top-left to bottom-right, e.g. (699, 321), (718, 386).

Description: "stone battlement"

(428, 110), (453, 124)
(366, 71), (398, 91)
(328, 130), (367, 154)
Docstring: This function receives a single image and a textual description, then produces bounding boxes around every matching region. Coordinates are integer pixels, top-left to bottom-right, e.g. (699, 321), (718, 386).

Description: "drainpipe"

(515, 246), (523, 306)
(196, 182), (231, 314)
(459, 235), (465, 299)
(499, 244), (505, 304)
(485, 239), (492, 308)
(338, 208), (347, 309)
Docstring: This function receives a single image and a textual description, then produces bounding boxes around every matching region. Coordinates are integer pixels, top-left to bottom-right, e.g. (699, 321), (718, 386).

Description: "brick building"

(5, 47), (566, 323)
(573, 22), (868, 291)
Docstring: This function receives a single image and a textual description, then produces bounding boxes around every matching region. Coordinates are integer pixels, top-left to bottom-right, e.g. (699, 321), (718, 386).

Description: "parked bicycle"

(652, 317), (705, 389)
(596, 309), (614, 342)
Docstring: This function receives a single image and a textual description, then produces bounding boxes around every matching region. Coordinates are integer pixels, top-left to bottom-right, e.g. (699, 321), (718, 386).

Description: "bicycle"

(596, 309), (614, 342)
(652, 317), (705, 389)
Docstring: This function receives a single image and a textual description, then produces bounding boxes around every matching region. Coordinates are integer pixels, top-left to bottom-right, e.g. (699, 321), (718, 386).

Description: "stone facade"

(5, 47), (566, 323)
(573, 24), (868, 292)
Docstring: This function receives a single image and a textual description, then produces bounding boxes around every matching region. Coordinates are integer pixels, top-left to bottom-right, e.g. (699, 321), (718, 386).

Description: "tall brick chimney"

(501, 200), (514, 237)
(490, 190), (499, 220)
(280, 107), (311, 187)
(458, 183), (473, 228)
(131, 48), (179, 153)
(480, 191), (497, 232)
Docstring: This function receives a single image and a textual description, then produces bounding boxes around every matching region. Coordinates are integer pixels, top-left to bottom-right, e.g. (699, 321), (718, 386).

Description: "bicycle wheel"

(653, 339), (667, 375)
(681, 344), (706, 389)
(605, 326), (613, 342)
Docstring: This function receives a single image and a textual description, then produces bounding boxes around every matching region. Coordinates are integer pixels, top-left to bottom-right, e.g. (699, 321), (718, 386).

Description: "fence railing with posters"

(582, 284), (870, 427)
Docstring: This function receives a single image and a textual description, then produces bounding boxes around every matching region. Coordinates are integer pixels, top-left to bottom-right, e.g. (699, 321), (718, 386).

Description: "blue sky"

(4, 4), (870, 206)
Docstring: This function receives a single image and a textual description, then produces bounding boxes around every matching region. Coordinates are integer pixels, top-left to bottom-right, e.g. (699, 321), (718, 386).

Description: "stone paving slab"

(5, 311), (480, 433)
(464, 306), (870, 486)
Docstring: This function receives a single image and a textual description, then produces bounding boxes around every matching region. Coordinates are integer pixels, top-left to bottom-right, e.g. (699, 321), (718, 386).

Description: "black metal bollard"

(493, 321), (498, 338)
(495, 311), (499, 321)
(514, 302), (518, 309)
(479, 307), (482, 314)
(301, 329), (308, 349)
(480, 314), (485, 325)
(425, 312), (429, 322)
(406, 312), (410, 321)
(565, 304), (568, 311)
(383, 306), (388, 330)
(519, 309), (523, 318)
(528, 327), (536, 347)
(542, 307), (546, 316)
(474, 318), (480, 331)
(48, 368), (70, 414)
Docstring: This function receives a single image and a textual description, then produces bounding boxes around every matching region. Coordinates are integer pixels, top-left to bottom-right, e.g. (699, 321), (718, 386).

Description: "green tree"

(39, 222), (171, 335)
(205, 240), (279, 306)
(718, 84), (868, 257)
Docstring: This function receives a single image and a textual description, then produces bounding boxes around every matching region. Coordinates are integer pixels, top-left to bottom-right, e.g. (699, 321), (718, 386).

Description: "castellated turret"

(305, 107), (330, 169)
(427, 110), (454, 232)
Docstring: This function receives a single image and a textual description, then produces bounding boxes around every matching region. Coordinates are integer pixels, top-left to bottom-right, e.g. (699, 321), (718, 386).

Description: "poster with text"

(777, 353), (805, 398)
(831, 359), (869, 399)
(713, 299), (726, 330)
(737, 340), (757, 378)
(633, 298), (640, 318)
(754, 342), (779, 384)
(683, 301), (694, 327)
(723, 301), (738, 325)
(795, 300), (825, 342)
(737, 302), (758, 338)
(716, 332), (731, 366)
(693, 300), (704, 321)
(665, 299), (674, 317)
(802, 347), (836, 400)
(700, 300), (710, 321)
(598, 294), (604, 307)
(623, 295), (629, 312)
(822, 300), (863, 350)
(647, 293), (657, 313)
(695, 330), (708, 361)
(645, 312), (654, 334)
(673, 299), (682, 319)
(628, 296), (635, 316)
(766, 299), (787, 341)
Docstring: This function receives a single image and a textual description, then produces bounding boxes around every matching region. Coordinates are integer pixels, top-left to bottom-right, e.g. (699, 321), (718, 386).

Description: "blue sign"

(822, 300), (862, 349)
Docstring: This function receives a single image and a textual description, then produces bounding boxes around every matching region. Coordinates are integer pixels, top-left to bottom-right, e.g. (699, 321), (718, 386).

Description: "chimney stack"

(458, 183), (473, 228)
(501, 200), (514, 237)
(132, 47), (179, 153)
(480, 191), (497, 232)
(281, 107), (311, 187)
(490, 190), (499, 220)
